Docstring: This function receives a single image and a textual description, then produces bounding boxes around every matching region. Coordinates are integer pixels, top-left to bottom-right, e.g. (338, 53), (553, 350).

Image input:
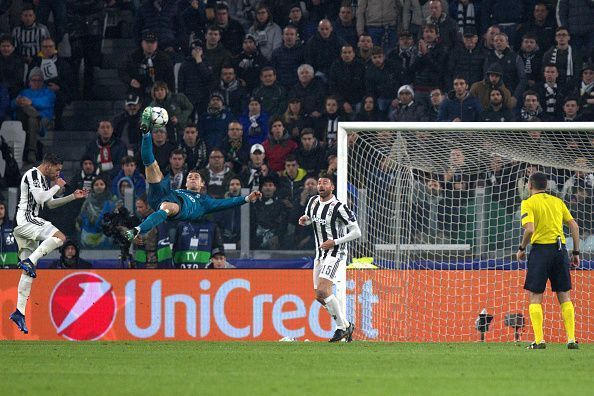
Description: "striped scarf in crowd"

(456, 2), (476, 33)
(543, 83), (557, 114)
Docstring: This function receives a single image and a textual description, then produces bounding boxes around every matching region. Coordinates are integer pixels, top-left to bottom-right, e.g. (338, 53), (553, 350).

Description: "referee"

(516, 172), (580, 349)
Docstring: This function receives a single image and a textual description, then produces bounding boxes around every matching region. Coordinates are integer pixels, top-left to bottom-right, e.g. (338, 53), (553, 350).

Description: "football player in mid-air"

(119, 107), (261, 241)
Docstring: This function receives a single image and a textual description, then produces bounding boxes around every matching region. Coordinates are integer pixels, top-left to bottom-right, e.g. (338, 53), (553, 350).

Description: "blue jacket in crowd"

(437, 91), (483, 122)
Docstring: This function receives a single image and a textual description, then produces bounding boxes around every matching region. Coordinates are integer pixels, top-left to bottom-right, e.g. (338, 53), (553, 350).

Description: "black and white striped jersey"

(11, 23), (50, 58)
(16, 167), (53, 227)
(305, 195), (358, 260)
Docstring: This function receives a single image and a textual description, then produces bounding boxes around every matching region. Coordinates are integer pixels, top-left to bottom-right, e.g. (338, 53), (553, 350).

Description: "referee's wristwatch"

(518, 246), (526, 251)
(572, 250), (580, 256)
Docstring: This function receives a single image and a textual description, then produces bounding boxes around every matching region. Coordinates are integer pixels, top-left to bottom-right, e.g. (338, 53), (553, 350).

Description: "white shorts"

(13, 220), (59, 255)
(313, 256), (346, 289)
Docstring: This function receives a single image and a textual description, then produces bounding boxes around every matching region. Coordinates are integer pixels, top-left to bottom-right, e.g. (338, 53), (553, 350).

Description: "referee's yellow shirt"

(520, 192), (574, 244)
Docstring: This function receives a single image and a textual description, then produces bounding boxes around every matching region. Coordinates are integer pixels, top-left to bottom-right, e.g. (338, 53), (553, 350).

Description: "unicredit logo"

(50, 272), (116, 341)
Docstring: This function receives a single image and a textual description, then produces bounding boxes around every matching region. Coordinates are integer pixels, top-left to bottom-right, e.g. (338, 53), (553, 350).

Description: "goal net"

(338, 122), (594, 342)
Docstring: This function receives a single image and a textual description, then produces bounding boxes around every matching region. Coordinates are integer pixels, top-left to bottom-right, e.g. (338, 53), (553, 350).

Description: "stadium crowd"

(1, 0), (594, 268)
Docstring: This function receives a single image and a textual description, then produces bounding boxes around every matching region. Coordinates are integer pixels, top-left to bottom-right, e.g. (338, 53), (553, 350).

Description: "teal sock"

(139, 209), (168, 233)
(141, 132), (155, 166)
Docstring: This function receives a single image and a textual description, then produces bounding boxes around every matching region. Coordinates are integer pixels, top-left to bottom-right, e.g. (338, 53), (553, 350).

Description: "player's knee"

(160, 202), (178, 215)
(315, 289), (329, 302)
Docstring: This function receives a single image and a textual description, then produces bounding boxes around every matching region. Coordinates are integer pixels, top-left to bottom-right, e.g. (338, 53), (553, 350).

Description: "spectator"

(205, 247), (236, 269)
(65, 0), (104, 99)
(287, 3), (315, 44)
(426, 87), (444, 121)
(70, 155), (100, 191)
(570, 63), (594, 119)
(119, 31), (175, 100)
(447, 26), (486, 88)
(199, 147), (236, 198)
(469, 63), (515, 110)
(134, 0), (184, 51)
(356, 0), (401, 51)
(203, 25), (233, 77)
(356, 95), (384, 121)
(271, 25), (305, 89)
(178, 123), (208, 171)
(36, 0), (67, 45)
(401, 0), (424, 37)
(12, 67), (55, 163)
(289, 64), (327, 118)
(147, 126), (177, 171)
(165, 149), (188, 190)
(518, 90), (547, 121)
(216, 65), (247, 117)
(328, 44), (366, 115)
(0, 80), (8, 121)
(233, 33), (268, 93)
(389, 84), (427, 122)
(517, 2), (556, 51)
(113, 93), (143, 148)
(247, 3), (282, 61)
(356, 32), (374, 65)
(178, 39), (215, 117)
(556, 0), (594, 53)
(387, 30), (417, 85)
(132, 194), (172, 268)
(437, 75), (483, 121)
(111, 155), (146, 199)
(278, 154), (307, 204)
(293, 175), (317, 249)
(561, 97), (585, 122)
(480, 88), (515, 121)
(0, 200), (18, 268)
(251, 176), (286, 249)
(240, 143), (275, 192)
(281, 96), (311, 140)
(150, 81), (194, 143)
(84, 120), (127, 177)
(481, 0), (525, 45)
(252, 66), (287, 117)
(0, 35), (24, 97)
(263, 118), (298, 173)
(294, 127), (327, 176)
(449, 0), (481, 36)
(425, 0), (458, 50)
(315, 96), (343, 149)
(534, 64), (566, 121)
(543, 27), (583, 86)
(365, 46), (402, 113)
(305, 19), (344, 78)
(211, 177), (243, 245)
(12, 5), (50, 64)
(199, 91), (234, 151)
(76, 175), (117, 249)
(215, 2), (245, 55)
(483, 32), (527, 101)
(481, 25), (501, 51)
(518, 33), (543, 87)
(48, 240), (92, 269)
(220, 121), (250, 174)
(333, 3), (358, 47)
(411, 23), (447, 105)
(181, 0), (208, 44)
(239, 95), (270, 146)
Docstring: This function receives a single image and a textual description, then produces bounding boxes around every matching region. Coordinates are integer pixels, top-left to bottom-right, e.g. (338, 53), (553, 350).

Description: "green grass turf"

(0, 341), (592, 396)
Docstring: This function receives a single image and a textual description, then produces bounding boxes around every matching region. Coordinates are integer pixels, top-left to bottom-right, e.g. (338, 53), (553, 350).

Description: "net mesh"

(344, 128), (594, 342)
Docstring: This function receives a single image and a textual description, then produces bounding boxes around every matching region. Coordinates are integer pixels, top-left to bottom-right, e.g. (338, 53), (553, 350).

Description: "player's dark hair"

(43, 153), (63, 165)
(529, 172), (548, 190)
(318, 172), (335, 184)
(188, 168), (201, 175)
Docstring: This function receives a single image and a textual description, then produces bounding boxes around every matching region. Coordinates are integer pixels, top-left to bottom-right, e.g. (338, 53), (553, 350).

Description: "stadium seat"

(0, 121), (26, 169)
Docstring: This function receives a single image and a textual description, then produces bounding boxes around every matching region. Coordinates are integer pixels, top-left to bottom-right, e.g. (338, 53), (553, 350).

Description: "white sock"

(28, 237), (63, 265)
(17, 273), (33, 315)
(324, 295), (348, 330)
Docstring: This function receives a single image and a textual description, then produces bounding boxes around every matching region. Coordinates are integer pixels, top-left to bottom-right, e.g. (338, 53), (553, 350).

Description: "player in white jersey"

(298, 175), (361, 342)
(9, 153), (87, 334)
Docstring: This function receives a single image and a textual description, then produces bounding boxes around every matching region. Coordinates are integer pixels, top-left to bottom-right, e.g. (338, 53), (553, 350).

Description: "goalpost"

(337, 122), (594, 342)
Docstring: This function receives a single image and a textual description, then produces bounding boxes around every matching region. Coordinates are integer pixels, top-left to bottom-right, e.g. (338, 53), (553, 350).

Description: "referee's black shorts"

(524, 243), (572, 294)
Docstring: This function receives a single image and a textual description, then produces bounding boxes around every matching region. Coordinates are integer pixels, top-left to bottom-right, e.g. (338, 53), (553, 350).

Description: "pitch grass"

(0, 342), (592, 396)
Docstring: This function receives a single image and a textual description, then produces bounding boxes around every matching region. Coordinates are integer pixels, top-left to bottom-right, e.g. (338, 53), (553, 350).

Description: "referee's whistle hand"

(516, 250), (526, 262)
(570, 255), (580, 269)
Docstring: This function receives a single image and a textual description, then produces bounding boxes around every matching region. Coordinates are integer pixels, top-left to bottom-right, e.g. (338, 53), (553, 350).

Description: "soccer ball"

(150, 107), (169, 129)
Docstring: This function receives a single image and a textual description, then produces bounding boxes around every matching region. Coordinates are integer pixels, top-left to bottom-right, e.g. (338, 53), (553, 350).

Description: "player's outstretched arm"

(46, 188), (89, 209)
(203, 191), (262, 214)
